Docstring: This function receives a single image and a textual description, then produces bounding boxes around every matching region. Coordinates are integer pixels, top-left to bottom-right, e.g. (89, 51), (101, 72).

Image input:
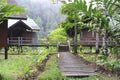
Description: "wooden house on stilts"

(8, 18), (40, 46)
(0, 0), (40, 59)
(80, 28), (113, 46)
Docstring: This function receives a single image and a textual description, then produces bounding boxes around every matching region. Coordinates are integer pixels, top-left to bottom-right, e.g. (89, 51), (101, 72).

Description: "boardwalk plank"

(58, 52), (97, 77)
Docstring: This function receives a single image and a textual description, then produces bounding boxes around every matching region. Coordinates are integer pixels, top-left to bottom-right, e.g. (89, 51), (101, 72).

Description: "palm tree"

(91, 0), (119, 55)
(60, 0), (120, 55)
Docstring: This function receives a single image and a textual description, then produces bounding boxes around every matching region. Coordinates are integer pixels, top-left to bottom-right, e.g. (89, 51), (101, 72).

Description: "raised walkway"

(58, 52), (97, 77)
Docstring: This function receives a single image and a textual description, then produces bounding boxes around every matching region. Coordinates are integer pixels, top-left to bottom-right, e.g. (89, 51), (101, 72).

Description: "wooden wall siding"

(80, 29), (105, 46)
(8, 31), (33, 45)
(32, 32), (38, 44)
(0, 20), (8, 48)
(23, 32), (32, 38)
(81, 29), (95, 38)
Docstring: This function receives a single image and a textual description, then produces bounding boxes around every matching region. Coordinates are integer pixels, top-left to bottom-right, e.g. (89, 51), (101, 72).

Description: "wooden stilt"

(5, 47), (8, 59)
(90, 46), (92, 53)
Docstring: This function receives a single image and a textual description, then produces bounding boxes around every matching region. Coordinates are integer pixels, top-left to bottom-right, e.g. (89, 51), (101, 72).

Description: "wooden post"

(18, 37), (20, 46)
(5, 47), (8, 59)
(102, 29), (108, 56)
(74, 25), (77, 54)
(90, 46), (92, 53)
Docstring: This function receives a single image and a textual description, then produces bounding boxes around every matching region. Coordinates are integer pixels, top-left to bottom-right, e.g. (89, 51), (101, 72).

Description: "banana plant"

(90, 0), (120, 55)
(75, 0), (120, 55)
(60, 0), (98, 53)
(60, 2), (81, 53)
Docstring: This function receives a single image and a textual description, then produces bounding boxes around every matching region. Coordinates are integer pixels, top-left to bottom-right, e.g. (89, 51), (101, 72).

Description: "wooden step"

(63, 72), (96, 77)
(58, 52), (97, 77)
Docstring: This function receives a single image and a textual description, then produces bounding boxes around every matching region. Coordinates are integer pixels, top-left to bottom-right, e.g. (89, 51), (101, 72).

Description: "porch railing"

(80, 38), (115, 46)
(8, 37), (33, 46)
(8, 37), (117, 46)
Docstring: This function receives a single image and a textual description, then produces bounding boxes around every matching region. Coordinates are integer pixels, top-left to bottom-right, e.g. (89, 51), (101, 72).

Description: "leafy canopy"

(0, 0), (25, 22)
(48, 27), (67, 40)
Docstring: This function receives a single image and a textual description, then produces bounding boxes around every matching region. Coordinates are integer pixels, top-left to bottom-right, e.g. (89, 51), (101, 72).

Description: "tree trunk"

(95, 31), (99, 53)
(102, 29), (108, 56)
(74, 25), (77, 54)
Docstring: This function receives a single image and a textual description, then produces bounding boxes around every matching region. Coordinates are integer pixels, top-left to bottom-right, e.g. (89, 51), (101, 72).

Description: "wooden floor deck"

(58, 52), (97, 77)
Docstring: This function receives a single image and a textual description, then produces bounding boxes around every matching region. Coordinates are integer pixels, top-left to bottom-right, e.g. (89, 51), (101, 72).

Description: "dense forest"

(15, 0), (65, 38)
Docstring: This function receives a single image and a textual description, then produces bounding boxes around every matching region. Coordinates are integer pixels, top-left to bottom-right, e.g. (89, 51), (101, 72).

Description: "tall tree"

(60, 2), (81, 53)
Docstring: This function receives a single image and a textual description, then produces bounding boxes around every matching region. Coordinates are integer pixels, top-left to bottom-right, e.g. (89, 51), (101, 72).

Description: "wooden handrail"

(8, 37), (117, 46)
(8, 37), (33, 45)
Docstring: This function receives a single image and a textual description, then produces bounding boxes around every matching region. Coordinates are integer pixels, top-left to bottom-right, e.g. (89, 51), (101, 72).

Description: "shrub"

(27, 47), (49, 66)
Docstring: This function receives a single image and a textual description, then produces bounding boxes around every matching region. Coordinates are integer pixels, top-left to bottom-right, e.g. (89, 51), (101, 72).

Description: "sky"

(30, 0), (62, 5)
(30, 0), (91, 4)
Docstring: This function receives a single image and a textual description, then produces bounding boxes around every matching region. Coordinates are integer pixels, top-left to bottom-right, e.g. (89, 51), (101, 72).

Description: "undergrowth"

(0, 56), (33, 80)
(0, 47), (50, 80)
(38, 55), (63, 80)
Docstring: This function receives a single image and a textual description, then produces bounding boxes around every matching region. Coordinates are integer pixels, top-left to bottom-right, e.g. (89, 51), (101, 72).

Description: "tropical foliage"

(0, 47), (50, 80)
(48, 27), (67, 40)
(60, 0), (120, 55)
(0, 0), (24, 22)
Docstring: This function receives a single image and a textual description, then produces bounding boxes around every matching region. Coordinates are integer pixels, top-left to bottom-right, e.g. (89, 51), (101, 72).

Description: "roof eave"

(7, 16), (27, 20)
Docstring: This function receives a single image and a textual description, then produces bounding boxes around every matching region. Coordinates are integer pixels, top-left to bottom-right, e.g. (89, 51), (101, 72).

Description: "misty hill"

(15, 0), (64, 38)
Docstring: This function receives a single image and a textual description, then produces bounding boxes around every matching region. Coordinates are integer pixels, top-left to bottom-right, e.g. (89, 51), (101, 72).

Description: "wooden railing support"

(67, 40), (71, 52)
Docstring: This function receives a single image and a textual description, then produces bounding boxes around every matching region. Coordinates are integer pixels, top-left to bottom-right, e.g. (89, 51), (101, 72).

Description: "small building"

(80, 28), (102, 46)
(8, 18), (40, 46)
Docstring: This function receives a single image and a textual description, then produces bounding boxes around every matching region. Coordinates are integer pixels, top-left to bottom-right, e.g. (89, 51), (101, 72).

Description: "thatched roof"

(8, 18), (40, 31)
(7, 0), (27, 20)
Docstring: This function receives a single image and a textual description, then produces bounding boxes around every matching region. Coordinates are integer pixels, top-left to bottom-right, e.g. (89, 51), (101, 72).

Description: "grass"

(0, 55), (34, 80)
(64, 75), (118, 80)
(79, 53), (98, 63)
(38, 54), (63, 80)
(0, 47), (52, 80)
(78, 53), (120, 80)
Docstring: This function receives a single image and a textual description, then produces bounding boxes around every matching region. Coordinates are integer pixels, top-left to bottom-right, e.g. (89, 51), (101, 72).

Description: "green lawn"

(0, 47), (50, 80)
(0, 55), (34, 80)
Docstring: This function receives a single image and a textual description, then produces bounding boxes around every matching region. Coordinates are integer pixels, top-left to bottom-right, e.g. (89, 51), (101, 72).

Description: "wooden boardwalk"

(58, 52), (97, 77)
